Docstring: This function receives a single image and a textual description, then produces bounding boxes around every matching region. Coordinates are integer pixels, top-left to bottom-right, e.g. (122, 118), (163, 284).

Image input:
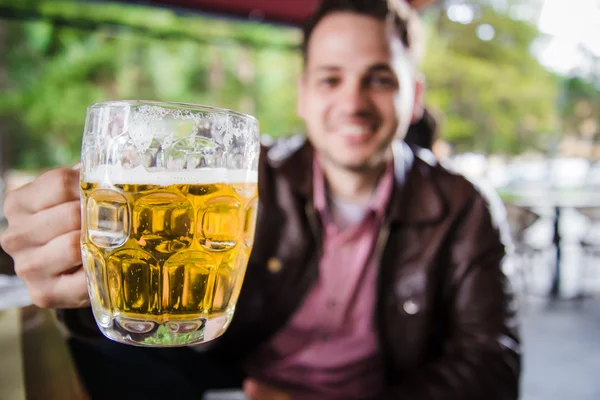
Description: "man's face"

(298, 12), (418, 171)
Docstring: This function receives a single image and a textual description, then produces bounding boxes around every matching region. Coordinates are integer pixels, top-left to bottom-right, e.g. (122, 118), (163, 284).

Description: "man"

(0, 0), (520, 399)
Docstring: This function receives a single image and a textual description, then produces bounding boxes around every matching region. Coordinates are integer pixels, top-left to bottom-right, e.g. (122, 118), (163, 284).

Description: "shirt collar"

(313, 155), (396, 221)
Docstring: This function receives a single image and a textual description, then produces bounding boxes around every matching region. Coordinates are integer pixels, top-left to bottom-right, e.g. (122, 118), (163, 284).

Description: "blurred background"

(0, 0), (598, 170)
(0, 0), (599, 399)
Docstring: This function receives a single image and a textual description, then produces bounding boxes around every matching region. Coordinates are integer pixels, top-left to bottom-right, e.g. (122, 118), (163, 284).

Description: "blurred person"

(404, 106), (439, 151)
(0, 0), (520, 399)
(405, 106), (452, 161)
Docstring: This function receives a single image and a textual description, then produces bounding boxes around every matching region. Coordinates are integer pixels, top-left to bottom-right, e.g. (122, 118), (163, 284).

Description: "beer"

(81, 165), (258, 346)
(79, 100), (259, 346)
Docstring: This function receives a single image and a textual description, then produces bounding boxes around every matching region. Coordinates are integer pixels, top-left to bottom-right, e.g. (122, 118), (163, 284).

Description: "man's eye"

(370, 76), (397, 89)
(319, 77), (340, 88)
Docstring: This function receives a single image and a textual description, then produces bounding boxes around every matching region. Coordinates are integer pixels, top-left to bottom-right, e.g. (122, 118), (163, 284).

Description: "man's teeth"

(340, 125), (369, 136)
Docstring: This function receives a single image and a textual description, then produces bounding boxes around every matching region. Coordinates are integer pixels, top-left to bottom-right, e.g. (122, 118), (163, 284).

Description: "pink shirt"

(247, 157), (395, 400)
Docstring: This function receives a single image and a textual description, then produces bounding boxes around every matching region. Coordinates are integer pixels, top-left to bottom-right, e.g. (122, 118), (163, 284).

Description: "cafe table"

(502, 186), (600, 300)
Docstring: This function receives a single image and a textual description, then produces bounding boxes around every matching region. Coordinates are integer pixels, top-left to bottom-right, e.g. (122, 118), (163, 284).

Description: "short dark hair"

(301, 0), (417, 64)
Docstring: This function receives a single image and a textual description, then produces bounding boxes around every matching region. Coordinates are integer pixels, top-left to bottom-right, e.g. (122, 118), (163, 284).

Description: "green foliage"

(421, 1), (561, 154)
(558, 76), (600, 140)
(0, 0), (597, 169)
(0, 0), (303, 169)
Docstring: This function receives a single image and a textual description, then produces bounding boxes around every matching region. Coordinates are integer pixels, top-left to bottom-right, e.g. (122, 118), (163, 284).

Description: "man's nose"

(338, 81), (370, 114)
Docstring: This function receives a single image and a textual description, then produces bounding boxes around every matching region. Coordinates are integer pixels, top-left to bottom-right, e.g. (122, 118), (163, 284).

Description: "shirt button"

(326, 299), (337, 309)
(267, 257), (282, 274)
(402, 299), (420, 315)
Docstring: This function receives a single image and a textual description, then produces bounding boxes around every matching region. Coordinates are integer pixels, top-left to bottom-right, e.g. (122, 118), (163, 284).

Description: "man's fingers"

(29, 267), (90, 309)
(243, 379), (260, 399)
(243, 379), (291, 400)
(0, 167), (88, 310)
(31, 200), (81, 246)
(4, 168), (80, 216)
(3, 201), (81, 250)
(43, 230), (83, 276)
(15, 231), (82, 283)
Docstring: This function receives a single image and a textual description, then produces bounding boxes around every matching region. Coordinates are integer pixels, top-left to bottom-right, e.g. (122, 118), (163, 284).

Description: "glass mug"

(79, 101), (259, 346)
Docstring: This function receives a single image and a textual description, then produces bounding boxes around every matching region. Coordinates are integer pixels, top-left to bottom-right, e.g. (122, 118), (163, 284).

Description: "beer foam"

(84, 165), (257, 185)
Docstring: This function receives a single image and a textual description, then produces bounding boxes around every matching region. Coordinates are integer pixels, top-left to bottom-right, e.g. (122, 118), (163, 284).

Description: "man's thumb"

(243, 379), (259, 399)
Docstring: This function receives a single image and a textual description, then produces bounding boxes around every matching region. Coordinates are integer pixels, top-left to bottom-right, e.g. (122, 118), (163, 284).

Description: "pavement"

(520, 295), (600, 400)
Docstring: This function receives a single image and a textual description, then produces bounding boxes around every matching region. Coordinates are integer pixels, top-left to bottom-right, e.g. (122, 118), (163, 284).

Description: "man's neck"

(319, 158), (388, 206)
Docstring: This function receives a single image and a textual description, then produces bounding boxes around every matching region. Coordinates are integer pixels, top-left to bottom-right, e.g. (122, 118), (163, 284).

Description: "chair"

(505, 203), (550, 297)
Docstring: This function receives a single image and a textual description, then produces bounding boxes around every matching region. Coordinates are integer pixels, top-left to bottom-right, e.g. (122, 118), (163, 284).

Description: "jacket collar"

(267, 137), (445, 224)
(388, 143), (446, 224)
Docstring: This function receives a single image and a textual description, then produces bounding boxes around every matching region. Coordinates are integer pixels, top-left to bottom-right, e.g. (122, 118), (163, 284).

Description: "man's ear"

(411, 74), (425, 123)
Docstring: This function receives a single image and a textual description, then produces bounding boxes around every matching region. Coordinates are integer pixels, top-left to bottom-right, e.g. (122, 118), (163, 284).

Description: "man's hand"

(243, 379), (294, 400)
(0, 168), (89, 309)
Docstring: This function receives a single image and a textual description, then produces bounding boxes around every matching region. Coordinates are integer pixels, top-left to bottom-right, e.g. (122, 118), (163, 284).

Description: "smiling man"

(0, 0), (520, 399)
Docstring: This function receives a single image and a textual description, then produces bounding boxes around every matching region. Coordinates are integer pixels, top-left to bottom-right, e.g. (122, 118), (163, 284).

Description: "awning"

(133, 0), (436, 25)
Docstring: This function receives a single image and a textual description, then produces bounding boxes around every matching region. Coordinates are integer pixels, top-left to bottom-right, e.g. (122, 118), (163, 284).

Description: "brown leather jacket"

(61, 139), (520, 399)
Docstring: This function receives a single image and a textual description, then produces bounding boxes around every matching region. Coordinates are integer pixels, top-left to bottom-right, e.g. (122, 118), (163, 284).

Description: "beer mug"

(80, 101), (259, 346)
